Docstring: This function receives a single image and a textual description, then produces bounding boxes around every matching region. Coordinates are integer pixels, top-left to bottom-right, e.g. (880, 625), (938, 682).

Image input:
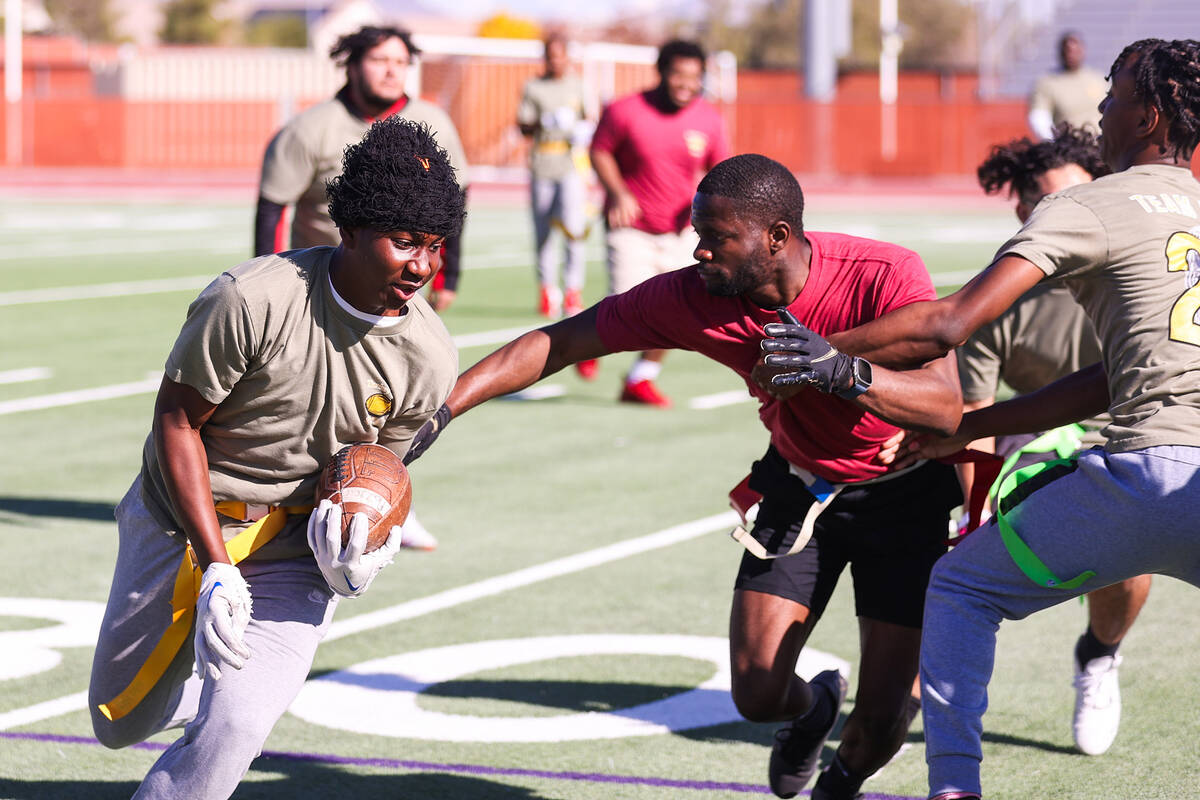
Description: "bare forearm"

(829, 300), (964, 369)
(589, 149), (628, 198)
(448, 308), (609, 418)
(155, 414), (228, 569)
(854, 355), (962, 435)
(957, 362), (1109, 440)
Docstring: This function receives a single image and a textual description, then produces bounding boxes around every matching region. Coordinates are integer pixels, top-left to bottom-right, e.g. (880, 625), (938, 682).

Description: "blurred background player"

(589, 38), (729, 407)
(255, 23), (469, 550)
(405, 154), (965, 800)
(961, 125), (1151, 756)
(89, 117), (465, 800)
(1027, 31), (1107, 140)
(517, 32), (598, 379)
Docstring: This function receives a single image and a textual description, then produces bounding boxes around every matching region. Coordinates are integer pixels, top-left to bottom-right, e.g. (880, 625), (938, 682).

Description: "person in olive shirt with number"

(766, 39), (1200, 800)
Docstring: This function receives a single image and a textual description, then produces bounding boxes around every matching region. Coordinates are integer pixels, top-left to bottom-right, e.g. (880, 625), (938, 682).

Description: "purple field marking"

(0, 730), (923, 799)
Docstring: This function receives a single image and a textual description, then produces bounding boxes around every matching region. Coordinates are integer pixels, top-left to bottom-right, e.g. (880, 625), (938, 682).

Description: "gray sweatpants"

(89, 476), (338, 800)
(922, 445), (1200, 797)
(531, 171), (588, 291)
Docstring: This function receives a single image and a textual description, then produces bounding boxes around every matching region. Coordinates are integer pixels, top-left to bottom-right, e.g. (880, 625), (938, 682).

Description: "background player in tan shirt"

(1028, 31), (1107, 140)
(764, 38), (1200, 800)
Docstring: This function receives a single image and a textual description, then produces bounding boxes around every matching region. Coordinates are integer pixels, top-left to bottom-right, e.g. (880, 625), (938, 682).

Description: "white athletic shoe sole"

(1073, 652), (1121, 755)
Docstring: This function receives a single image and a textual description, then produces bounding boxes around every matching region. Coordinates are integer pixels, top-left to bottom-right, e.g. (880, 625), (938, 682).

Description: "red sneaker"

(575, 358), (599, 380)
(539, 286), (562, 318)
(620, 378), (671, 408)
(564, 288), (585, 317)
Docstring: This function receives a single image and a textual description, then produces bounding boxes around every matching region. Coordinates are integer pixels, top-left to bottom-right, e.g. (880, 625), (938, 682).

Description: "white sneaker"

(399, 510), (438, 551)
(1072, 651), (1122, 755)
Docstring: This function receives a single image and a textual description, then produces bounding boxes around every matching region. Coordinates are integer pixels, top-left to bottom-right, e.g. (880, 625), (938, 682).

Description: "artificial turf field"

(0, 190), (1198, 800)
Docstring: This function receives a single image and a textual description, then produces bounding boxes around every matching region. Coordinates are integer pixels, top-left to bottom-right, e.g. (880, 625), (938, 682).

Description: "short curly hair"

(696, 153), (805, 232)
(326, 117), (466, 238)
(1109, 38), (1200, 162)
(977, 125), (1110, 204)
(330, 25), (421, 67)
(656, 39), (706, 75)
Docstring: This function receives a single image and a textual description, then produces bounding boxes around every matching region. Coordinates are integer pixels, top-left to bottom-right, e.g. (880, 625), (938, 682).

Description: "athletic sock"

(1076, 626), (1120, 665)
(626, 359), (662, 384)
(792, 677), (836, 732)
(813, 753), (866, 799)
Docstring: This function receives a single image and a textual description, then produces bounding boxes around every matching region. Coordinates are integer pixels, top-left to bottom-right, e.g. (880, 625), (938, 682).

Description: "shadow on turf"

(0, 770), (552, 800)
(0, 496), (115, 522)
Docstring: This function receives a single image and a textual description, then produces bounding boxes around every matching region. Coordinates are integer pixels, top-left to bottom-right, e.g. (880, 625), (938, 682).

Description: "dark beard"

(703, 249), (771, 297)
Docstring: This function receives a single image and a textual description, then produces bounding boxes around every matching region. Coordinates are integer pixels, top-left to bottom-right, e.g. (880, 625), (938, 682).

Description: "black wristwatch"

(836, 357), (873, 399)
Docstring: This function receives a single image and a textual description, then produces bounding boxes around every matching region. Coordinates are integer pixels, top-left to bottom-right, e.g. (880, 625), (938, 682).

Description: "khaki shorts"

(606, 226), (699, 295)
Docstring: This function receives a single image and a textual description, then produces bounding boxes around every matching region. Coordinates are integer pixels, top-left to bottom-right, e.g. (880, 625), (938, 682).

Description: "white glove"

(307, 499), (402, 598)
(194, 562), (252, 681)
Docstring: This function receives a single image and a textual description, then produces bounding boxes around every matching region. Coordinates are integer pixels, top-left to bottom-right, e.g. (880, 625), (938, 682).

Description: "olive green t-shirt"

(957, 281), (1108, 445)
(517, 75), (587, 180)
(1028, 67), (1107, 133)
(140, 247), (458, 559)
(259, 93), (469, 249)
(995, 164), (1200, 453)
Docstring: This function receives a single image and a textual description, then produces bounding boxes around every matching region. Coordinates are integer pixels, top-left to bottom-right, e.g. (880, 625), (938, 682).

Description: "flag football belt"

(96, 501), (313, 722)
(728, 459), (927, 560)
(992, 427), (1096, 591)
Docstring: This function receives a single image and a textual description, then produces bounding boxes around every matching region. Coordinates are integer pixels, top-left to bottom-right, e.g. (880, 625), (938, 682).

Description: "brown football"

(314, 443), (412, 553)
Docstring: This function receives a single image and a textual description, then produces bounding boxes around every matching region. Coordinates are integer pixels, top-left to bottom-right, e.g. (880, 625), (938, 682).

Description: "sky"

(380, 0), (703, 25)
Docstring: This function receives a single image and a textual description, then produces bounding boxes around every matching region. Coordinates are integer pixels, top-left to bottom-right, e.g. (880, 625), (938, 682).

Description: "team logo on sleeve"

(683, 130), (709, 158)
(365, 392), (393, 417)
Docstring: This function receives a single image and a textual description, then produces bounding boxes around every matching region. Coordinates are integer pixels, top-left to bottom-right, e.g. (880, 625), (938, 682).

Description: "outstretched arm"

(406, 307), (612, 464)
(449, 306), (611, 417)
(828, 255), (1045, 369)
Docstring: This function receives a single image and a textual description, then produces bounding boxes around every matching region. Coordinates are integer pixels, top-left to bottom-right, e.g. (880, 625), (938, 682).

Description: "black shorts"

(733, 447), (962, 628)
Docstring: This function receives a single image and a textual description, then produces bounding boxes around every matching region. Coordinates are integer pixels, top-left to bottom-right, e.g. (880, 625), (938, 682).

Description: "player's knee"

(730, 676), (787, 722)
(91, 711), (144, 750)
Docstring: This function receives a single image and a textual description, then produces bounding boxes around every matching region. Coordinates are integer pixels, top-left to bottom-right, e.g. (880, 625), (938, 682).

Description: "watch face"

(856, 358), (873, 385)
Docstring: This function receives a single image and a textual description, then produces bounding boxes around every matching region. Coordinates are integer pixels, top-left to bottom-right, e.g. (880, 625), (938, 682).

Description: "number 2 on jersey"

(1166, 231), (1200, 347)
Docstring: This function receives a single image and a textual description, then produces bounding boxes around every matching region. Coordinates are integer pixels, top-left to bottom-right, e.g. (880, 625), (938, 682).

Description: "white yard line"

(0, 367), (51, 385)
(0, 375), (161, 416)
(688, 390), (753, 410)
(0, 691), (90, 731)
(0, 277), (213, 306)
(0, 511), (737, 729)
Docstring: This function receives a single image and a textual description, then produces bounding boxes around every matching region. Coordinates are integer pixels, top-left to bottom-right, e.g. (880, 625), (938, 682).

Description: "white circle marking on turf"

(0, 598), (106, 680)
(290, 633), (850, 741)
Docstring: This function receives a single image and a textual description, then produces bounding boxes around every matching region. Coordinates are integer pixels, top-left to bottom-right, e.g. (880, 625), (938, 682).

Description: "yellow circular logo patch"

(365, 393), (392, 417)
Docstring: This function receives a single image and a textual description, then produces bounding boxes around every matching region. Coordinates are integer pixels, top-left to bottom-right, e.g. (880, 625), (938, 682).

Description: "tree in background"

(43, 0), (120, 42)
(693, 0), (974, 71)
(160, 0), (228, 45)
(243, 13), (307, 48)
(477, 12), (540, 39)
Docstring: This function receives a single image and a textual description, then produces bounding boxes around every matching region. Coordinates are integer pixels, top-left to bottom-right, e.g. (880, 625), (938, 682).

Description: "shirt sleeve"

(165, 274), (257, 405)
(956, 325), (1004, 403)
(516, 82), (538, 127)
(258, 123), (317, 207)
(1028, 76), (1052, 114)
(590, 102), (622, 155)
(595, 271), (693, 353)
(707, 110), (731, 168)
(995, 193), (1109, 280)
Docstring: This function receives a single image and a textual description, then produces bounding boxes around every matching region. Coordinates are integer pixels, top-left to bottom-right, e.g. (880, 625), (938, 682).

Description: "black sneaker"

(768, 669), (849, 798)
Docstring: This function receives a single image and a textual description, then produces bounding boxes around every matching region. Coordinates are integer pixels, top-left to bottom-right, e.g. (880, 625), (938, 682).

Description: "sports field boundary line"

(0, 512), (738, 730)
(0, 730), (923, 799)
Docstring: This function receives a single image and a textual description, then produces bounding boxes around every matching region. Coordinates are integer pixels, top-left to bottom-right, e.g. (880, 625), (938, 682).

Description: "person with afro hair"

(88, 116), (465, 800)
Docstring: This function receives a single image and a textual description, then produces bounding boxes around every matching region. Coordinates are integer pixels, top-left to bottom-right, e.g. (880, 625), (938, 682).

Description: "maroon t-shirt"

(595, 231), (936, 482)
(591, 91), (729, 235)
